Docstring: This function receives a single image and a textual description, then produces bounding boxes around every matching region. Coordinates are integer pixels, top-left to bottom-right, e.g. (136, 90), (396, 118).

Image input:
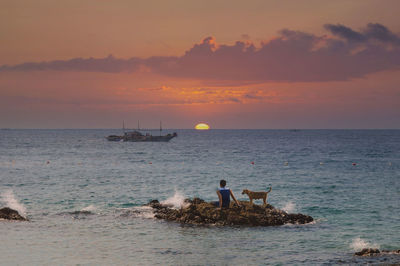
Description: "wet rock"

(354, 248), (380, 256)
(355, 248), (400, 257)
(381, 249), (400, 255)
(147, 198), (313, 226)
(148, 200), (162, 209)
(68, 210), (93, 215)
(59, 210), (95, 219)
(0, 207), (28, 221)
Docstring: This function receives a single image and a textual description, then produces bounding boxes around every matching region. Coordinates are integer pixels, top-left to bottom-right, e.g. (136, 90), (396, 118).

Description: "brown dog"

(242, 187), (272, 205)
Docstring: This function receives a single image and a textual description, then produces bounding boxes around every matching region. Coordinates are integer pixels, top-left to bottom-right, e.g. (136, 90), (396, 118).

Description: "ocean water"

(0, 129), (399, 265)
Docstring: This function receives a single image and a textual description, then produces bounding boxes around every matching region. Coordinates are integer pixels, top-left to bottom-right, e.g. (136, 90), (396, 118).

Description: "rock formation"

(0, 207), (28, 221)
(354, 248), (400, 257)
(147, 198), (313, 226)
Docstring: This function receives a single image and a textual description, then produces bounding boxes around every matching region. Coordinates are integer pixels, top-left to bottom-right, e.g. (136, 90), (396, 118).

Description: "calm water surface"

(1, 129), (399, 265)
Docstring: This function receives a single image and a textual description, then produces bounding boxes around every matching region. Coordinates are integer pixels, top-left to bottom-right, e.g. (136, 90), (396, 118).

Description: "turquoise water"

(1, 129), (399, 265)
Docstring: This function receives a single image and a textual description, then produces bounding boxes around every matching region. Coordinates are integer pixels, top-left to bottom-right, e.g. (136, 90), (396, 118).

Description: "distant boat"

(106, 121), (177, 142)
(106, 130), (177, 142)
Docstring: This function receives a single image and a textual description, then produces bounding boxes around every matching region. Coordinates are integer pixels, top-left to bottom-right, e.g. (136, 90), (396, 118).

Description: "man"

(216, 179), (240, 208)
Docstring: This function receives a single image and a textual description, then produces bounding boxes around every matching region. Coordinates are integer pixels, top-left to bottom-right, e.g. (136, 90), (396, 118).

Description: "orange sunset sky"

(1, 0), (400, 129)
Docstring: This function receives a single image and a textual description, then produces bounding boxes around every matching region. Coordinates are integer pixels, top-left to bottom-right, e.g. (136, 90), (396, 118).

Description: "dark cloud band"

(1, 23), (400, 83)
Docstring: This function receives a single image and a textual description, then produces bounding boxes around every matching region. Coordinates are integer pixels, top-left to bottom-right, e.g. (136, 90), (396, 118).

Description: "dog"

(242, 187), (272, 205)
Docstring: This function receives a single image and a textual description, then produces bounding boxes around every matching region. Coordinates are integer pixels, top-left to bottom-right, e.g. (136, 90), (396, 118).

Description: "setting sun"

(195, 123), (210, 130)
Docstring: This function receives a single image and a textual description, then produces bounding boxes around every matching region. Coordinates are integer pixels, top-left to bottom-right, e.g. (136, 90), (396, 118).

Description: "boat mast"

(123, 120), (126, 134)
(137, 120), (140, 131)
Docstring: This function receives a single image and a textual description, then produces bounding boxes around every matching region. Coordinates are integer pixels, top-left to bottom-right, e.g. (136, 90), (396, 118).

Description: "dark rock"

(0, 207), (28, 221)
(381, 249), (400, 254)
(190, 198), (205, 205)
(59, 210), (95, 219)
(147, 200), (163, 210)
(147, 199), (314, 226)
(355, 248), (400, 257)
(68, 210), (93, 215)
(286, 213), (314, 224)
(355, 248), (380, 256)
(148, 200), (160, 205)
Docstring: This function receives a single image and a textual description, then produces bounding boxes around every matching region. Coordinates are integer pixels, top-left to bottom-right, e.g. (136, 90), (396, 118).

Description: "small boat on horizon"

(106, 121), (177, 142)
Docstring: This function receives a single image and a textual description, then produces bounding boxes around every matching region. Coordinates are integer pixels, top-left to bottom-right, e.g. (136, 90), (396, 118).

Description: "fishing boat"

(106, 121), (177, 142)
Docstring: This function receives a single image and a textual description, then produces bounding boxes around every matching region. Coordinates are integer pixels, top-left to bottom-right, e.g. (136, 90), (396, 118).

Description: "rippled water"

(1, 129), (399, 265)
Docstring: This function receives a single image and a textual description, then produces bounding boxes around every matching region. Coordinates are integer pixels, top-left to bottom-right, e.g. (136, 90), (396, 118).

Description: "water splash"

(350, 237), (380, 251)
(81, 205), (96, 212)
(161, 191), (189, 209)
(1, 189), (27, 217)
(118, 206), (155, 219)
(282, 202), (296, 213)
(134, 206), (155, 219)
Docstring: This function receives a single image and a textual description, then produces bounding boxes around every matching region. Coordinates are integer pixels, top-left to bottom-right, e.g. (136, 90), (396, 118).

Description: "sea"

(0, 129), (399, 265)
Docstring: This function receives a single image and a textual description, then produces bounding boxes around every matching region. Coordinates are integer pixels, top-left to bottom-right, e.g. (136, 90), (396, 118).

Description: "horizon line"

(1, 128), (399, 130)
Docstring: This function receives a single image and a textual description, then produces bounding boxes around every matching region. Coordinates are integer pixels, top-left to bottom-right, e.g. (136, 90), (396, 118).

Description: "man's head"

(220, 179), (226, 187)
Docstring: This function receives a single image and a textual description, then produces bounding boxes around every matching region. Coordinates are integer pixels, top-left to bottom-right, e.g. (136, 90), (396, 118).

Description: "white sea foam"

(283, 218), (324, 227)
(81, 205), (96, 212)
(161, 191), (189, 209)
(133, 206), (155, 219)
(1, 189), (27, 217)
(350, 237), (380, 251)
(282, 202), (296, 213)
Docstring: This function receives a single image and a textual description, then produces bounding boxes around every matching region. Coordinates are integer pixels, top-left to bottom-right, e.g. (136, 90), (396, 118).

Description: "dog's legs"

(263, 196), (266, 205)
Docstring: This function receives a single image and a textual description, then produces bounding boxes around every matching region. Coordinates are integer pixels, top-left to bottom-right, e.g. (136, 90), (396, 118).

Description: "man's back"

(218, 187), (230, 207)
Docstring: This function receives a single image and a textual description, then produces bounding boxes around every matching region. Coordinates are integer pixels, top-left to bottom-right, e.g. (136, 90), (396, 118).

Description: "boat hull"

(106, 132), (177, 142)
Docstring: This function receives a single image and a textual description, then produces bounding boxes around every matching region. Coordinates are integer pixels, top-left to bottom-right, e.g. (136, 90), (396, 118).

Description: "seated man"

(215, 179), (240, 208)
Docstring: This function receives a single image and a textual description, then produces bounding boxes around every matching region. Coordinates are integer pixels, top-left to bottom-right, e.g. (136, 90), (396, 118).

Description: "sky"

(1, 0), (400, 129)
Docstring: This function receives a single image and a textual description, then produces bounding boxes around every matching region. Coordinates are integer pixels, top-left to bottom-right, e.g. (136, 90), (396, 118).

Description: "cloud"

(2, 23), (400, 83)
(156, 24), (400, 82)
(324, 24), (366, 42)
(324, 23), (400, 44)
(364, 23), (400, 44)
(0, 54), (145, 73)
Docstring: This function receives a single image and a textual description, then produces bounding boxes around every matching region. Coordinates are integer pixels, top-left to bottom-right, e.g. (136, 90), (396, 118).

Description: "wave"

(58, 205), (97, 218)
(118, 206), (155, 219)
(67, 210), (94, 216)
(134, 206), (155, 219)
(1, 189), (27, 217)
(118, 191), (189, 219)
(81, 204), (96, 212)
(350, 237), (380, 251)
(282, 201), (296, 213)
(161, 191), (189, 209)
(282, 218), (324, 227)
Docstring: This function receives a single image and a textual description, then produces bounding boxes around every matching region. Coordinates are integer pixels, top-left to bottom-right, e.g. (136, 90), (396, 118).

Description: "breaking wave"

(81, 205), (96, 212)
(58, 205), (97, 218)
(350, 237), (380, 251)
(161, 191), (189, 209)
(134, 206), (155, 219)
(1, 189), (27, 217)
(118, 206), (155, 219)
(282, 201), (296, 213)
